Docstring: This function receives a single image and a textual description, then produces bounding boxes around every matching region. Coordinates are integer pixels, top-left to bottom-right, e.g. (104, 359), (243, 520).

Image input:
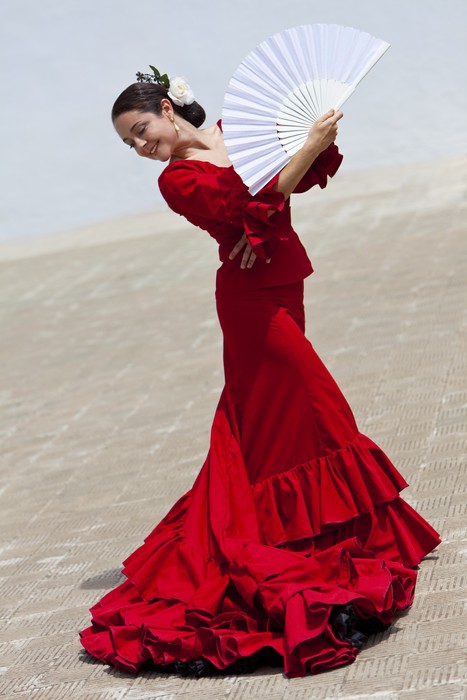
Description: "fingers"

(319, 109), (335, 121)
(229, 233), (247, 260)
(229, 233), (260, 269)
(240, 243), (256, 269)
(320, 109), (344, 124)
(320, 110), (343, 145)
(248, 251), (257, 268)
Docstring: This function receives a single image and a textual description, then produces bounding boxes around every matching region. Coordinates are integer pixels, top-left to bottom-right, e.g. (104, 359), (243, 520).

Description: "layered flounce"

(80, 424), (440, 678)
(251, 432), (437, 567)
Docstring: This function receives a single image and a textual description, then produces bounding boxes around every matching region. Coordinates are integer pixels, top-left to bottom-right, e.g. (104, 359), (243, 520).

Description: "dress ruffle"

(292, 143), (343, 192)
(250, 432), (440, 566)
(80, 425), (440, 678)
(252, 432), (407, 545)
(233, 174), (288, 260)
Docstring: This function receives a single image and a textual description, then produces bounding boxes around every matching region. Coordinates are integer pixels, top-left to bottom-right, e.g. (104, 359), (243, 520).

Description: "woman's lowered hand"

(229, 233), (271, 269)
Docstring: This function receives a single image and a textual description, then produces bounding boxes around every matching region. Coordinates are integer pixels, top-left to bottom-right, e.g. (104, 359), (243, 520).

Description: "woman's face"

(114, 103), (177, 161)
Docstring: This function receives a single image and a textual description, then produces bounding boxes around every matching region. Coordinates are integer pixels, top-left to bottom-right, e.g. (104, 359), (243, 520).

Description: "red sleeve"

(293, 144), (343, 193)
(158, 162), (289, 259)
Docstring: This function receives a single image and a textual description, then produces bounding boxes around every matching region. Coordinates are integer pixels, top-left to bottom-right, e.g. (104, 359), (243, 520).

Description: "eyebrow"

(122, 121), (142, 144)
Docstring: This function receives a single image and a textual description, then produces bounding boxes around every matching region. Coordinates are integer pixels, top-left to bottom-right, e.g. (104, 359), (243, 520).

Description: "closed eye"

(129, 125), (145, 149)
(124, 122), (146, 150)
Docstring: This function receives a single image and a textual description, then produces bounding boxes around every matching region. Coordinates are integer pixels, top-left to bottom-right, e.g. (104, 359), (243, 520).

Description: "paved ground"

(0, 155), (466, 699)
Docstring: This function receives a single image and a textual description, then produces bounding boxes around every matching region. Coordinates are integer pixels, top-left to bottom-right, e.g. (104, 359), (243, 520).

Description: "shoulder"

(158, 161), (239, 222)
(159, 159), (207, 181)
(158, 160), (239, 201)
(158, 159), (221, 185)
(158, 161), (206, 204)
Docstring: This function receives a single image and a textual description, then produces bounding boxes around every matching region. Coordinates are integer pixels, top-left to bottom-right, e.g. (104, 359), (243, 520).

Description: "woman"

(79, 71), (441, 678)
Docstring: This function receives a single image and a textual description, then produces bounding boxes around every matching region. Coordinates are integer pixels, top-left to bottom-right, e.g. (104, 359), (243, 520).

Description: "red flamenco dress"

(79, 129), (441, 678)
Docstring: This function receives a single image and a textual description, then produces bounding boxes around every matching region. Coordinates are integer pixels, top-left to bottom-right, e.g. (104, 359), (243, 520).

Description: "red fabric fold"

(229, 171), (288, 259)
(251, 432), (408, 546)
(80, 521), (423, 677)
(293, 143), (344, 193)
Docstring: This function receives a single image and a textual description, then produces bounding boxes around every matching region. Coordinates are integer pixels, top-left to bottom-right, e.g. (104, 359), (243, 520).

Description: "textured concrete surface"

(0, 155), (466, 699)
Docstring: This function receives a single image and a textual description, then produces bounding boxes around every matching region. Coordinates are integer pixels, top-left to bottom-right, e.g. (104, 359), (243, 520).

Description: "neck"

(173, 117), (222, 159)
(171, 120), (218, 160)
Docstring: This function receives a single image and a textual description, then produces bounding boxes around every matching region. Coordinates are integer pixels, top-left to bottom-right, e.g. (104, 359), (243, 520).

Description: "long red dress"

(79, 126), (441, 678)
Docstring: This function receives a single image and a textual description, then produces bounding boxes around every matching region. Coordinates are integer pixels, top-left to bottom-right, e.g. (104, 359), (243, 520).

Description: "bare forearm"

(274, 143), (322, 200)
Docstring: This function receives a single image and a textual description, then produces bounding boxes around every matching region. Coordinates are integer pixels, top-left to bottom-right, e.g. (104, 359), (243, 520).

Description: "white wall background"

(1, 0), (466, 242)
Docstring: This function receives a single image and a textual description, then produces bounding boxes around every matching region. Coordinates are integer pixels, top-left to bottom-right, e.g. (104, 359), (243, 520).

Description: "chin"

(154, 150), (170, 162)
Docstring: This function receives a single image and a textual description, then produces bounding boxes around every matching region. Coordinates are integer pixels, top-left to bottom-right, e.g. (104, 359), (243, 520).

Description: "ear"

(160, 99), (173, 116)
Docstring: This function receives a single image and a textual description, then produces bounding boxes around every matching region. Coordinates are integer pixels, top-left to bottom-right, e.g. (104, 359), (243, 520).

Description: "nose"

(134, 137), (148, 156)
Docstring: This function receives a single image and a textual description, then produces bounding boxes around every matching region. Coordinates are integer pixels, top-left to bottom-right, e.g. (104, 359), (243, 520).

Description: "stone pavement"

(0, 156), (466, 699)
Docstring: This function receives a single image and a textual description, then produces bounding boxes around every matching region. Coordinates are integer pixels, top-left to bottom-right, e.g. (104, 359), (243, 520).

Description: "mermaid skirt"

(79, 281), (441, 678)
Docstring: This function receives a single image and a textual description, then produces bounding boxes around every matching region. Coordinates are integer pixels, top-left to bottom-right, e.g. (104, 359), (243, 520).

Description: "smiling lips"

(150, 143), (159, 155)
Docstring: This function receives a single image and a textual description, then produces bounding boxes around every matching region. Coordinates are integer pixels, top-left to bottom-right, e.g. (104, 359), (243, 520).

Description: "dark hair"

(111, 82), (206, 128)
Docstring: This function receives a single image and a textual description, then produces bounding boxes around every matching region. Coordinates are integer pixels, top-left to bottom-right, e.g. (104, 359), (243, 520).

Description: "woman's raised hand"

(274, 109), (343, 201)
(305, 109), (343, 154)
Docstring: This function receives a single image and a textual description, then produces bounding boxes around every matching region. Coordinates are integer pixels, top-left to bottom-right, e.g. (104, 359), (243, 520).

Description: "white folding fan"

(221, 24), (390, 194)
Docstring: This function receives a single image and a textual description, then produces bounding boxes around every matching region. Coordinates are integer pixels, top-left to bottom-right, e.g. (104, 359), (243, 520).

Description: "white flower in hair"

(168, 77), (195, 106)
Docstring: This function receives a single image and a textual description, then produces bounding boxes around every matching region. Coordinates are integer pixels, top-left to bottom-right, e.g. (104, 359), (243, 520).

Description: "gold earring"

(170, 115), (180, 134)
